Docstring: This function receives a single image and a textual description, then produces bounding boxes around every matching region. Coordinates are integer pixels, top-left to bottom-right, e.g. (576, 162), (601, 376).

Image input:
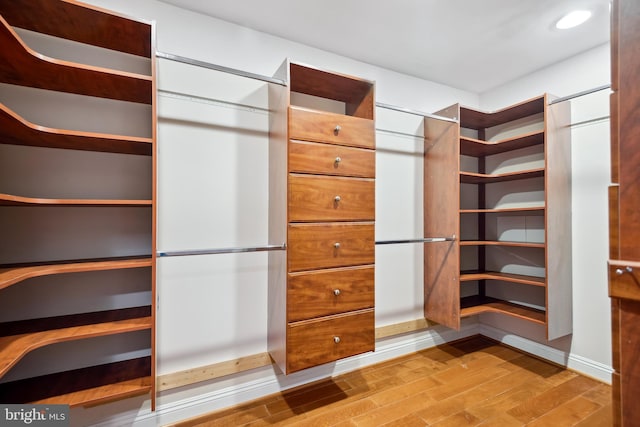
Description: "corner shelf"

(0, 103), (152, 155)
(460, 168), (545, 184)
(0, 257), (152, 291)
(0, 308), (152, 378)
(0, 193), (152, 207)
(0, 357), (151, 407)
(424, 94), (571, 339)
(460, 295), (546, 324)
(0, 16), (151, 104)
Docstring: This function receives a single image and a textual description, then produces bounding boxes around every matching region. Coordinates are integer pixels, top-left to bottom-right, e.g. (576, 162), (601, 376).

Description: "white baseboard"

(478, 324), (613, 384)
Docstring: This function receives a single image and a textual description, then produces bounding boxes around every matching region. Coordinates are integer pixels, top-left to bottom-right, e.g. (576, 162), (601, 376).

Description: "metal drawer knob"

(334, 156), (342, 164)
(333, 336), (341, 344)
(334, 195), (341, 203)
(334, 125), (341, 135)
(333, 289), (341, 296)
(334, 242), (341, 249)
(616, 266), (634, 275)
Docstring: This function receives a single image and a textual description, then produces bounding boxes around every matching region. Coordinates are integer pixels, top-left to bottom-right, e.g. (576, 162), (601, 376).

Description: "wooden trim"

(0, 193), (152, 207)
(158, 318), (438, 391)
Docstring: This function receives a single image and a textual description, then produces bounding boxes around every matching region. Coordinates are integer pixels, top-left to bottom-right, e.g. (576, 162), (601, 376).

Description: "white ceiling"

(160, 0), (611, 93)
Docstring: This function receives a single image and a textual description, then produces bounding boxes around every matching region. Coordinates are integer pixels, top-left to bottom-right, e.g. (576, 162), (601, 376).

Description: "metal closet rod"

(549, 84), (611, 105)
(156, 50), (457, 123)
(157, 236), (457, 257)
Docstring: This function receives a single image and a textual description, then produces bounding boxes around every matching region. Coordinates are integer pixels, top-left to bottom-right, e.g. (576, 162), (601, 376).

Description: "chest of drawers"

(268, 60), (376, 374)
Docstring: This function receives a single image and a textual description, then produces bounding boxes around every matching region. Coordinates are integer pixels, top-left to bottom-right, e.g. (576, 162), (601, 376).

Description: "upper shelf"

(460, 96), (545, 130)
(460, 131), (544, 157)
(0, 0), (152, 58)
(0, 16), (152, 104)
(0, 103), (152, 155)
(0, 257), (152, 291)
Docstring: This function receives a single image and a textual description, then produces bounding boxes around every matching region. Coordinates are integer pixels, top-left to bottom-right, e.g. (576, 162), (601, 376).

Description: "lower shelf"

(460, 295), (546, 324)
(0, 357), (151, 406)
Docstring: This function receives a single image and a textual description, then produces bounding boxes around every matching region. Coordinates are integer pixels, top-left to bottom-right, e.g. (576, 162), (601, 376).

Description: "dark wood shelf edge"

(460, 295), (546, 324)
(460, 168), (545, 183)
(460, 206), (545, 213)
(0, 357), (151, 406)
(460, 130), (544, 157)
(459, 241), (545, 248)
(0, 193), (152, 207)
(459, 96), (545, 130)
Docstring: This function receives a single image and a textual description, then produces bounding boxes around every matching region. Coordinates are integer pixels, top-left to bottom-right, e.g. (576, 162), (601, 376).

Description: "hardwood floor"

(170, 335), (611, 426)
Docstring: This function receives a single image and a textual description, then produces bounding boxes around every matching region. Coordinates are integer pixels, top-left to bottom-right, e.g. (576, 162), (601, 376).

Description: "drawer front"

(609, 260), (640, 301)
(288, 265), (374, 322)
(286, 309), (374, 373)
(289, 107), (375, 149)
(288, 222), (375, 272)
(289, 174), (375, 222)
(289, 140), (375, 178)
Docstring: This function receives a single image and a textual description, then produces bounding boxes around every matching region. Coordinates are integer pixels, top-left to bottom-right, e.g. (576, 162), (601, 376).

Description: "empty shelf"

(0, 193), (152, 207)
(460, 271), (545, 287)
(0, 257), (152, 291)
(460, 131), (544, 157)
(0, 103), (152, 155)
(460, 296), (546, 324)
(460, 96), (545, 130)
(460, 206), (545, 214)
(0, 16), (152, 104)
(460, 168), (544, 184)
(460, 241), (545, 249)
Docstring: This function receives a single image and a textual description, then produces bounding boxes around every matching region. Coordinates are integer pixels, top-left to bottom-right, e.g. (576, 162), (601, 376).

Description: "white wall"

(478, 44), (613, 379)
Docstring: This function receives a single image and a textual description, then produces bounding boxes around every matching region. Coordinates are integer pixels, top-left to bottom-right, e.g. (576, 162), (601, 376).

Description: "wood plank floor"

(170, 335), (612, 427)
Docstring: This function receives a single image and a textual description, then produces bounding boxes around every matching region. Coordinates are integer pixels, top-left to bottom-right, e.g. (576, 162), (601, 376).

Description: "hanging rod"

(376, 236), (456, 245)
(376, 102), (458, 123)
(549, 84), (611, 105)
(158, 244), (286, 257)
(156, 51), (287, 86)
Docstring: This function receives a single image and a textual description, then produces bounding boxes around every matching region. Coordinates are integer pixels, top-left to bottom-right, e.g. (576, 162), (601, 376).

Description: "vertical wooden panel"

(545, 97), (572, 340)
(267, 60), (289, 374)
(424, 112), (460, 329)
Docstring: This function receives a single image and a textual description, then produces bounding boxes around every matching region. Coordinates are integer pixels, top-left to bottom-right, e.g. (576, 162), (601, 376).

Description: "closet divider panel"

(423, 113), (460, 330)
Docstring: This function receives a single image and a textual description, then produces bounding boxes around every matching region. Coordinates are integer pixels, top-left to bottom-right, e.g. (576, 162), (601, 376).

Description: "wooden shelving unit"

(268, 60), (375, 374)
(424, 95), (572, 339)
(0, 0), (156, 408)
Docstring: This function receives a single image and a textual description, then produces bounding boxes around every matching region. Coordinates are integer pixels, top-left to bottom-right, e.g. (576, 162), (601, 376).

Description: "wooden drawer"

(289, 174), (374, 222)
(289, 107), (375, 149)
(286, 309), (374, 373)
(288, 222), (374, 272)
(288, 265), (374, 322)
(609, 260), (640, 301)
(289, 140), (375, 178)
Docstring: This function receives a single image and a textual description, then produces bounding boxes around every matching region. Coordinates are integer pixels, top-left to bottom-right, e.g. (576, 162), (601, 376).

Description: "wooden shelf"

(0, 103), (152, 155)
(460, 96), (545, 130)
(0, 257), (152, 291)
(460, 270), (546, 287)
(460, 168), (544, 184)
(0, 16), (152, 104)
(0, 357), (151, 406)
(460, 131), (544, 157)
(460, 206), (545, 214)
(0, 193), (152, 207)
(0, 311), (152, 378)
(460, 241), (545, 249)
(0, 0), (152, 58)
(460, 295), (546, 324)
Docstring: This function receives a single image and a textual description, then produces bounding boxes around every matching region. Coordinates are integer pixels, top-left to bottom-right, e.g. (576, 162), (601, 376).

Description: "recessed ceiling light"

(555, 10), (592, 29)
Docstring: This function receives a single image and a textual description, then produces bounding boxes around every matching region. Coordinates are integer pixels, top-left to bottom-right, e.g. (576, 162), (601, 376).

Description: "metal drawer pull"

(334, 242), (341, 249)
(333, 336), (341, 344)
(616, 266), (634, 275)
(334, 195), (341, 203)
(334, 125), (341, 135)
(334, 156), (342, 164)
(333, 289), (341, 296)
